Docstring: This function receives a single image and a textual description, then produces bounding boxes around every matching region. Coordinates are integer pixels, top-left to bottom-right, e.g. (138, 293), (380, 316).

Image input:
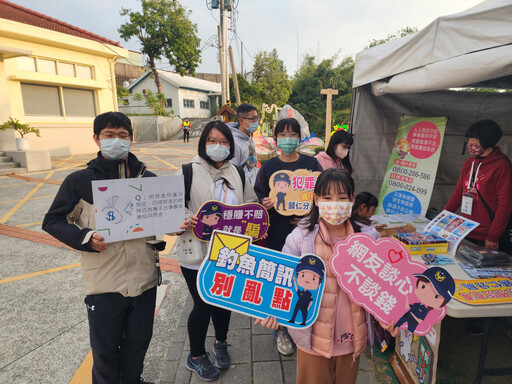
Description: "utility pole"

(218, 25), (226, 106)
(229, 45), (241, 104)
(320, 88), (339, 149)
(220, 0), (230, 103)
(241, 41), (244, 77)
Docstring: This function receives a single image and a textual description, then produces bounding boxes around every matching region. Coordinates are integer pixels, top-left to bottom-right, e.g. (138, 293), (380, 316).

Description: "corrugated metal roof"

(130, 70), (221, 93)
(0, 0), (121, 47)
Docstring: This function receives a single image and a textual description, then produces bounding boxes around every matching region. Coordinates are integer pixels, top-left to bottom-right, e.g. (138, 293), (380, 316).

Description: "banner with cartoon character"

(192, 201), (270, 242)
(92, 176), (185, 243)
(330, 233), (455, 336)
(269, 169), (321, 216)
(375, 116), (447, 217)
(389, 322), (441, 384)
(197, 230), (326, 328)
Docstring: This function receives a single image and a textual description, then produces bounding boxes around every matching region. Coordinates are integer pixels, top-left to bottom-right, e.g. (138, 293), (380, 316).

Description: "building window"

(16, 57), (36, 72)
(21, 83), (95, 117)
(200, 100), (210, 109)
(16, 57), (93, 79)
(58, 62), (75, 77)
(21, 84), (61, 116)
(38, 59), (57, 75)
(183, 99), (195, 108)
(76, 65), (92, 79)
(63, 88), (95, 116)
(166, 98), (173, 107)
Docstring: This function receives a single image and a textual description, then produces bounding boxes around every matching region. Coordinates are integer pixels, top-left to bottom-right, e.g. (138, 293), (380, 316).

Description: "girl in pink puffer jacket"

(256, 168), (377, 384)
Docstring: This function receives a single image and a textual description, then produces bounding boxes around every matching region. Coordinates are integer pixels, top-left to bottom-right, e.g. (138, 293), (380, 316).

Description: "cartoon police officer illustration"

(288, 254), (325, 326)
(394, 266), (455, 334)
(199, 202), (223, 241)
(273, 172), (291, 211)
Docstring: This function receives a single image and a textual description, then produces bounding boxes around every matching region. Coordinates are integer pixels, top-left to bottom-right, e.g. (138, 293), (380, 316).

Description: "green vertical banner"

(376, 116), (447, 217)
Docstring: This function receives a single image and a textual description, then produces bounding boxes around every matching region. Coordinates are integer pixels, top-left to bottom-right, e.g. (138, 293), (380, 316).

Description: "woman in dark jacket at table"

(444, 119), (512, 252)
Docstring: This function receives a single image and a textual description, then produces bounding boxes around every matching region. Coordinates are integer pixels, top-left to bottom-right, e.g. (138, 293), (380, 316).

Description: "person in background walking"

(182, 118), (191, 143)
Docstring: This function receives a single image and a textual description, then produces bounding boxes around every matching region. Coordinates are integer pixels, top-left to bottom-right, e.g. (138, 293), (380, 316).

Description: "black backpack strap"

(234, 164), (246, 192)
(475, 187), (495, 221)
(182, 163), (193, 208)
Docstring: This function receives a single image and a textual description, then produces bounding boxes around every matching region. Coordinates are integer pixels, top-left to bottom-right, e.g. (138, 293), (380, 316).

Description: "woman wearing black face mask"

(444, 119), (512, 252)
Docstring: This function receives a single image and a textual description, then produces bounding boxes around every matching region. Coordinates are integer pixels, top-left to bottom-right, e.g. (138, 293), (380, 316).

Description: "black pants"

(183, 130), (190, 142)
(85, 286), (157, 384)
(181, 266), (231, 357)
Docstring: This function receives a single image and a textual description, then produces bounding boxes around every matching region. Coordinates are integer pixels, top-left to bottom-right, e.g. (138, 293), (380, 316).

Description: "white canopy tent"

(350, 0), (512, 211)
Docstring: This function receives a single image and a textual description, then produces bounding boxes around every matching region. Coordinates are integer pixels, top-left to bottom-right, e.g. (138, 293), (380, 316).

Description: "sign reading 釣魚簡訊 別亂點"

(92, 175), (185, 243)
(197, 230), (325, 328)
(376, 115), (447, 217)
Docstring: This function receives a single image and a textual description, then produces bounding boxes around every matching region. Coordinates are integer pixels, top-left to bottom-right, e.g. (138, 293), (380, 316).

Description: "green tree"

(229, 74), (266, 108)
(288, 55), (354, 137)
(118, 0), (201, 95)
(366, 26), (418, 49)
(116, 86), (130, 105)
(252, 49), (292, 106)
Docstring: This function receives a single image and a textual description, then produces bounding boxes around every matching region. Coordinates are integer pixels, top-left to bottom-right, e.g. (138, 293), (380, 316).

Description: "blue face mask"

(100, 138), (131, 160)
(247, 122), (259, 133)
(206, 144), (230, 162)
(277, 137), (299, 155)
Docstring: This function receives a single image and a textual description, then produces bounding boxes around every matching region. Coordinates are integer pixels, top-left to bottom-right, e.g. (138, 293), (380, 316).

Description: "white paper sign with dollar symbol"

(92, 175), (185, 243)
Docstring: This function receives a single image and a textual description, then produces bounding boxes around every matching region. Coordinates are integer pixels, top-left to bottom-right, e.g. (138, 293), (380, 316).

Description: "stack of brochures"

(456, 245), (511, 267)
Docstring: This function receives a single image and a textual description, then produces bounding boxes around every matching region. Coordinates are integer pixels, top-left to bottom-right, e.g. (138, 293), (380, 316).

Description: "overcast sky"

(12, 0), (484, 75)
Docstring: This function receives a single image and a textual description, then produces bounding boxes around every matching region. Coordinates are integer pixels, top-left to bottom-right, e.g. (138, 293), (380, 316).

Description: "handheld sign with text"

(197, 230), (325, 328)
(330, 234), (455, 335)
(193, 201), (269, 242)
(92, 175), (185, 243)
(269, 169), (321, 216)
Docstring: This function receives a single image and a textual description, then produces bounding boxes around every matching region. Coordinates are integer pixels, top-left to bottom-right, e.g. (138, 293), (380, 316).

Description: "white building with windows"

(0, 0), (130, 155)
(122, 70), (220, 119)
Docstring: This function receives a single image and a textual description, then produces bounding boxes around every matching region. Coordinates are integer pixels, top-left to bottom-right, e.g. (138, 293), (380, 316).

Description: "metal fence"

(129, 116), (182, 143)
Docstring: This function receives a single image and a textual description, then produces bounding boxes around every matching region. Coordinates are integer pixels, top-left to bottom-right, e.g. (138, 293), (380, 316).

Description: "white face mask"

(247, 122), (259, 133)
(100, 138), (131, 160)
(335, 145), (349, 160)
(206, 144), (230, 162)
(318, 201), (353, 225)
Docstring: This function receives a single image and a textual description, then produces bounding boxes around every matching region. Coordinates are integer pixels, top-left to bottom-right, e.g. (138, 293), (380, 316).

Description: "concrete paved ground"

(2, 129), (508, 384)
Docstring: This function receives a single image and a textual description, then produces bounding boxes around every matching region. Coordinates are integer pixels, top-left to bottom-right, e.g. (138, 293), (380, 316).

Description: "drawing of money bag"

(102, 196), (123, 224)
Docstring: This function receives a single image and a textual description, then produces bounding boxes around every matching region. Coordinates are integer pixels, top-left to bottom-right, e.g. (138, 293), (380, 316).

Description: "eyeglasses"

(242, 115), (260, 123)
(207, 138), (230, 146)
(100, 131), (131, 140)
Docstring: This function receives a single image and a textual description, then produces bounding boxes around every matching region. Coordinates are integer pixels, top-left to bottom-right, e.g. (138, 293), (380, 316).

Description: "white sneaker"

(276, 328), (294, 356)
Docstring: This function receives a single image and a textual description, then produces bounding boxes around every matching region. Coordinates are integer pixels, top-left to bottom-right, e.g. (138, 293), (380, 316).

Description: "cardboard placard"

(330, 233), (455, 336)
(193, 201), (269, 242)
(197, 230), (325, 328)
(269, 169), (321, 216)
(92, 175), (185, 243)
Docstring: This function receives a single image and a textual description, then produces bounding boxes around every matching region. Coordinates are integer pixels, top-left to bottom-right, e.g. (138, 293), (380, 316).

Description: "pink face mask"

(467, 142), (484, 156)
(318, 201), (353, 225)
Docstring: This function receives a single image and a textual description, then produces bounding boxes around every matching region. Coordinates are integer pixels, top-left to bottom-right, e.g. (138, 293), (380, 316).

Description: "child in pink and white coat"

(256, 168), (378, 384)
